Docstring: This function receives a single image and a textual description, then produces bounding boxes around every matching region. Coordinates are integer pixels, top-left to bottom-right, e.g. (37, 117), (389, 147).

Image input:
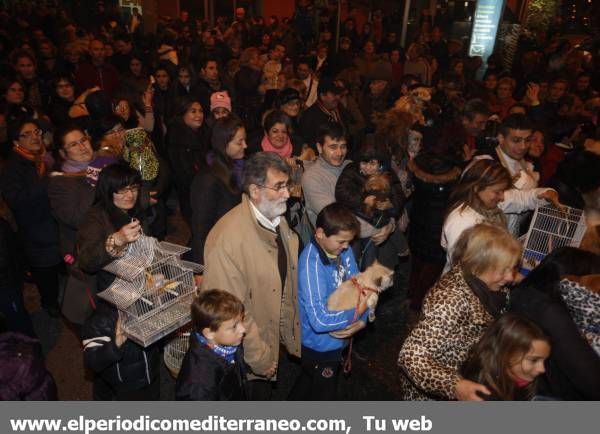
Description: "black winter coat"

(509, 286), (600, 400)
(234, 66), (263, 130)
(407, 157), (461, 262)
(47, 175), (95, 257)
(82, 300), (160, 396)
(299, 103), (353, 150)
(176, 335), (246, 400)
(166, 120), (208, 195)
(190, 170), (241, 264)
(0, 152), (61, 267)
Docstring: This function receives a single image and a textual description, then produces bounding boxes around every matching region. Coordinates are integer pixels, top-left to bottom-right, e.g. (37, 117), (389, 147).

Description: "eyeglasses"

(19, 128), (43, 140)
(64, 135), (91, 150)
(257, 182), (292, 193)
(114, 185), (140, 195)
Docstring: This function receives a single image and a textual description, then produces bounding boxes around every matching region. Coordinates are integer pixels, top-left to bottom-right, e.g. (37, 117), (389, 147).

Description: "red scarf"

(513, 374), (532, 388)
(13, 144), (47, 177)
(260, 134), (293, 159)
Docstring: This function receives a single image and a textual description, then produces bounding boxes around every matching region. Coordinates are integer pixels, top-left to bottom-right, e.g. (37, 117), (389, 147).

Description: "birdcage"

(98, 235), (203, 347)
(521, 204), (587, 273)
(163, 324), (192, 378)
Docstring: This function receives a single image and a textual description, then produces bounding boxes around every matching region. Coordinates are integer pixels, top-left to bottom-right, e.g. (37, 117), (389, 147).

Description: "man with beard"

(201, 152), (300, 400)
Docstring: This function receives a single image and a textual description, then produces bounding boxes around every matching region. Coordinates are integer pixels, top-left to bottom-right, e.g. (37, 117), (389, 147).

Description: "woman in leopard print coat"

(398, 224), (522, 400)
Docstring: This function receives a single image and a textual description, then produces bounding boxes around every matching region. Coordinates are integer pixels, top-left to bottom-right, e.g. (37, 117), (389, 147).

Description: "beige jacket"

(202, 194), (301, 378)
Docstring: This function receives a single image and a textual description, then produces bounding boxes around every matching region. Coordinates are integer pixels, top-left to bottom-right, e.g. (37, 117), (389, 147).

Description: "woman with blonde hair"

(398, 223), (522, 401)
(442, 158), (559, 273)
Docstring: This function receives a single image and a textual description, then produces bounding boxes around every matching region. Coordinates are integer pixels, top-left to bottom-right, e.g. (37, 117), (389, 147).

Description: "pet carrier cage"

(98, 235), (203, 347)
(163, 324), (192, 378)
(521, 204), (587, 274)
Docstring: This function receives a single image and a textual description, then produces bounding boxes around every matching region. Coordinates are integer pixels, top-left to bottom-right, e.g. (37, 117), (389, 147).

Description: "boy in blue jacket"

(289, 203), (369, 400)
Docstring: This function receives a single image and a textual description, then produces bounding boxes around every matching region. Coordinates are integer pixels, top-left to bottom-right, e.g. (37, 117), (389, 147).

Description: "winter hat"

(275, 88), (301, 107)
(210, 91), (232, 112)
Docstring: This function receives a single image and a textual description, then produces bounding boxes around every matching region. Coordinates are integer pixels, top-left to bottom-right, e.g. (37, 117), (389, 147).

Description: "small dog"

(327, 261), (394, 323)
(363, 173), (394, 218)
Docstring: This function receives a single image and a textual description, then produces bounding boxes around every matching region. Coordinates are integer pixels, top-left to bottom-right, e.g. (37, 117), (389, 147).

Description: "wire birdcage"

(98, 236), (203, 347)
(521, 204), (587, 273)
(164, 324), (192, 378)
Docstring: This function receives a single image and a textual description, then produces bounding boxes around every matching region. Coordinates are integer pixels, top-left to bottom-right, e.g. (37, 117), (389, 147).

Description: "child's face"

(208, 316), (246, 347)
(315, 229), (355, 257)
(509, 339), (550, 382)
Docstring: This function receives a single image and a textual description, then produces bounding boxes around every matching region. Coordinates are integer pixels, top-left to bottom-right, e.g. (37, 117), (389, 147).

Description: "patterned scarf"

(13, 144), (47, 177)
(260, 134), (292, 159)
(194, 333), (238, 364)
(316, 99), (342, 123)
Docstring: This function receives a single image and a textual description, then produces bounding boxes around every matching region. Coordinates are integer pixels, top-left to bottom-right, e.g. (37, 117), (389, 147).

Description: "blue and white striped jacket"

(297, 238), (367, 352)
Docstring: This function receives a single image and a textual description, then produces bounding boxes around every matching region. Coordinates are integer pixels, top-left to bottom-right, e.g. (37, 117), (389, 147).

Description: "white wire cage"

(98, 235), (203, 347)
(163, 324), (192, 378)
(521, 204), (587, 273)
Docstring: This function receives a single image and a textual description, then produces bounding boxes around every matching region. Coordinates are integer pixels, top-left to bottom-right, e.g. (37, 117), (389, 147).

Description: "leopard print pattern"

(398, 266), (495, 400)
(559, 279), (600, 356)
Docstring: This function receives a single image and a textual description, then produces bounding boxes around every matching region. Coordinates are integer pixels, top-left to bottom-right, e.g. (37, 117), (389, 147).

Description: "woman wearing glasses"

(0, 118), (62, 317)
(76, 164), (161, 400)
(47, 125), (98, 325)
(48, 125), (96, 262)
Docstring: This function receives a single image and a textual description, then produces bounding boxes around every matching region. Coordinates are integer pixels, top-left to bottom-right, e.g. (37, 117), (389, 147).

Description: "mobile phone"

(149, 75), (156, 85)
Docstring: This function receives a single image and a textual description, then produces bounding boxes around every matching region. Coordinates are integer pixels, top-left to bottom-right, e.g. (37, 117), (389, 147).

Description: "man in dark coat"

(299, 78), (353, 150)
(75, 39), (120, 98)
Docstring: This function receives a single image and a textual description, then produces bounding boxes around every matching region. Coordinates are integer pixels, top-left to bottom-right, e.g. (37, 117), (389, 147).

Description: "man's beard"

(257, 192), (287, 220)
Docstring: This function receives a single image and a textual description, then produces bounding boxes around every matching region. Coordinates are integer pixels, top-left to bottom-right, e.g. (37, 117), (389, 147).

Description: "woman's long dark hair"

(208, 116), (244, 194)
(515, 247), (600, 304)
(172, 95), (202, 125)
(462, 313), (550, 400)
(94, 163), (143, 228)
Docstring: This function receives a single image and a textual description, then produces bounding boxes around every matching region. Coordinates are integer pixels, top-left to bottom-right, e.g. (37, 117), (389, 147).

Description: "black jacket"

(82, 300), (160, 396)
(176, 335), (246, 400)
(166, 120), (208, 193)
(47, 175), (95, 257)
(0, 152), (61, 267)
(407, 157), (461, 262)
(299, 103), (353, 150)
(509, 286), (600, 400)
(190, 168), (241, 263)
(234, 66), (263, 131)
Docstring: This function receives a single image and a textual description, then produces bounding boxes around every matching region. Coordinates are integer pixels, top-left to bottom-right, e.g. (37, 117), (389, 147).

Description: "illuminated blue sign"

(468, 0), (506, 63)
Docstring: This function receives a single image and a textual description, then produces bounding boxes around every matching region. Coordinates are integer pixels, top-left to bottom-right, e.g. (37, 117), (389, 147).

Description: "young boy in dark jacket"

(176, 289), (247, 400)
(82, 300), (161, 400)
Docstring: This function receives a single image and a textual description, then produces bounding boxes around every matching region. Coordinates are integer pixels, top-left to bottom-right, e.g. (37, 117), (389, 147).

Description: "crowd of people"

(0, 1), (599, 401)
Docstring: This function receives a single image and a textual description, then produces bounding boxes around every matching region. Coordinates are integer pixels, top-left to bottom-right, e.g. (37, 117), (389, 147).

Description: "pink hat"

(210, 91), (232, 112)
